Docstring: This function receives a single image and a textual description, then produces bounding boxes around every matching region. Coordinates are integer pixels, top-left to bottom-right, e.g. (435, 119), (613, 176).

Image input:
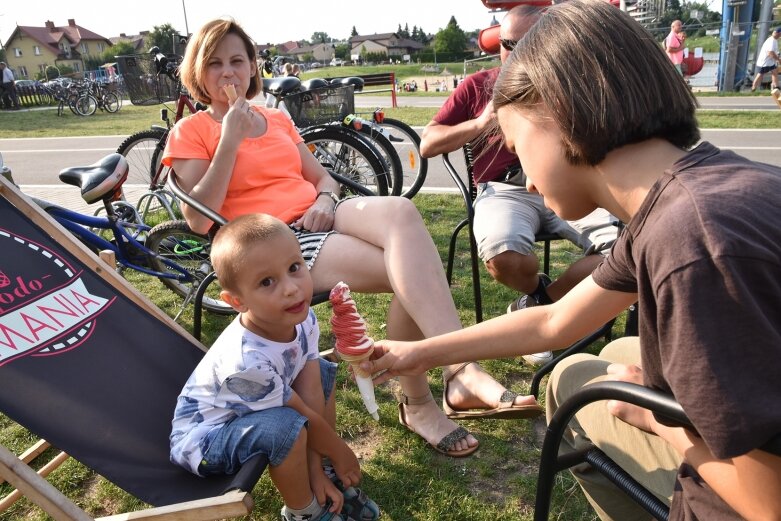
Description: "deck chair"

(166, 169), (375, 341)
(0, 176), (267, 519)
(533, 381), (781, 520)
(442, 143), (562, 323)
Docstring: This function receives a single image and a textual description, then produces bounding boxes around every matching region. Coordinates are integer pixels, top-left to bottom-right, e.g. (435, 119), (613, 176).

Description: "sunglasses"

(500, 38), (518, 51)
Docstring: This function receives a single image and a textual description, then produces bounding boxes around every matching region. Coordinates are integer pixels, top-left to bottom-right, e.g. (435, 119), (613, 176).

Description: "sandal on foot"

(442, 362), (544, 420)
(398, 391), (478, 458)
(322, 463), (380, 521)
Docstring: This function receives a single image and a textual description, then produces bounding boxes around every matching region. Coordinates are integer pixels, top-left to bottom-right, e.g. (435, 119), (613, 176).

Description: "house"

(349, 32), (424, 58)
(110, 32), (150, 54)
(285, 43), (336, 63)
(3, 19), (112, 80)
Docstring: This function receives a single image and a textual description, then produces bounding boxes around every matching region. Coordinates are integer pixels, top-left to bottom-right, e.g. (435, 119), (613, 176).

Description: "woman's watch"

(317, 191), (340, 205)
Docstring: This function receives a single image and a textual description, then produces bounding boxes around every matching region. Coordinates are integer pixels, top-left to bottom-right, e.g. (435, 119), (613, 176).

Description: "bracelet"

(317, 191), (340, 205)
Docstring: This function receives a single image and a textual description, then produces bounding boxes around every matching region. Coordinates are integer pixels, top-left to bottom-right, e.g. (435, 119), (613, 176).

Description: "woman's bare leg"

(313, 198), (536, 427)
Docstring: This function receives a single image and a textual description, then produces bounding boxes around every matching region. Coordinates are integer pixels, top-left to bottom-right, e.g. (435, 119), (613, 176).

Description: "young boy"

(170, 213), (379, 521)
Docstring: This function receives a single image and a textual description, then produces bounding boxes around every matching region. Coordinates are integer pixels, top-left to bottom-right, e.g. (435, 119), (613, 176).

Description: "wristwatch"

(317, 191), (340, 205)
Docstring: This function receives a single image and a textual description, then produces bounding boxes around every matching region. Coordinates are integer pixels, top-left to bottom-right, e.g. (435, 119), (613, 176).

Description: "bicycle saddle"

(330, 77), (364, 92)
(59, 153), (129, 205)
(262, 77), (301, 97)
(300, 78), (329, 91)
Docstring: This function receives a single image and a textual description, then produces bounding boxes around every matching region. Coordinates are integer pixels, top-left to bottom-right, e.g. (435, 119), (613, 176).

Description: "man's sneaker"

(507, 275), (554, 366)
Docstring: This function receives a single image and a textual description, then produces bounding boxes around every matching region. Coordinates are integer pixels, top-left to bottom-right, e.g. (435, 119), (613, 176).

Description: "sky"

(0, 0), (503, 47)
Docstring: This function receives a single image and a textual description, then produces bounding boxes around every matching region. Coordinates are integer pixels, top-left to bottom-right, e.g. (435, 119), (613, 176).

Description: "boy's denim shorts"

(198, 357), (338, 475)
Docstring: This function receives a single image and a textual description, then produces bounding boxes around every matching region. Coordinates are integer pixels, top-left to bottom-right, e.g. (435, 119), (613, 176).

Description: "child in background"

(170, 213), (379, 521)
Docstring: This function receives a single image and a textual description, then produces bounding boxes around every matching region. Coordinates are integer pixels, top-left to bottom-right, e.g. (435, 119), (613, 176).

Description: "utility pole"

(182, 0), (190, 36)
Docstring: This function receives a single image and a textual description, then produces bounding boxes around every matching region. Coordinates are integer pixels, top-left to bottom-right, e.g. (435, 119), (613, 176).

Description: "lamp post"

(181, 0), (190, 36)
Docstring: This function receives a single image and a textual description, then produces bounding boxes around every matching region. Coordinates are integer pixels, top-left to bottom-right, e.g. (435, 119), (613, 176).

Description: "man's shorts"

(757, 65), (778, 75)
(472, 181), (617, 261)
(197, 357), (338, 474)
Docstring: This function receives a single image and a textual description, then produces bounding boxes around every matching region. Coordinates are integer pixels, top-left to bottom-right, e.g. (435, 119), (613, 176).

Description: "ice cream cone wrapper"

(338, 347), (379, 420)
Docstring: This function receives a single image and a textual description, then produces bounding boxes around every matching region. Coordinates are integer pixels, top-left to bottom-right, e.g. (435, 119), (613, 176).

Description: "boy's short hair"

(179, 18), (261, 105)
(493, 0), (700, 166)
(211, 214), (293, 292)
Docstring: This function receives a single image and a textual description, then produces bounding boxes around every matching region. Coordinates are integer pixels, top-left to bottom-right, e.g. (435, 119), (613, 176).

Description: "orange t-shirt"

(162, 107), (316, 224)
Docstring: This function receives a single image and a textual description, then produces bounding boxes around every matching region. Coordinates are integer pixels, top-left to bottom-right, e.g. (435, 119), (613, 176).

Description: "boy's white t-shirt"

(170, 310), (320, 475)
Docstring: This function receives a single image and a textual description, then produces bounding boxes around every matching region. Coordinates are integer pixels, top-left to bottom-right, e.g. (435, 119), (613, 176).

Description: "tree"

(403, 23), (410, 39)
(102, 41), (137, 64)
(433, 16), (466, 54)
(311, 31), (331, 44)
(147, 23), (182, 55)
(417, 26), (429, 44)
(351, 26), (359, 37)
(334, 43), (350, 60)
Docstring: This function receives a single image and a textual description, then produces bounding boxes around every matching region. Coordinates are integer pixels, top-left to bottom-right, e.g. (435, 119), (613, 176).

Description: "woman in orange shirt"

(163, 17), (543, 463)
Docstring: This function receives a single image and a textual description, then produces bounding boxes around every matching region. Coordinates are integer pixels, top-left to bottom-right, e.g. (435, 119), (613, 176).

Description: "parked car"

(329, 58), (344, 67)
(14, 79), (36, 89)
(309, 62), (322, 69)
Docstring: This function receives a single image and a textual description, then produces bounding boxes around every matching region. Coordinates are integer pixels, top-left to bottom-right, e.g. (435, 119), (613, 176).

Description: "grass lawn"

(0, 193), (617, 521)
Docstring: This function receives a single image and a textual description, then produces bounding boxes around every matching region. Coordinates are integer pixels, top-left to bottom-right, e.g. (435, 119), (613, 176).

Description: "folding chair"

(533, 380), (781, 520)
(0, 176), (266, 519)
(166, 169), (375, 341)
(442, 143), (561, 323)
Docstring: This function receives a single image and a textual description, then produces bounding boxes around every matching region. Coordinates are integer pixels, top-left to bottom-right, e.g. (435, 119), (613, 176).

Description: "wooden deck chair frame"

(442, 144), (561, 323)
(533, 380), (781, 520)
(0, 175), (267, 520)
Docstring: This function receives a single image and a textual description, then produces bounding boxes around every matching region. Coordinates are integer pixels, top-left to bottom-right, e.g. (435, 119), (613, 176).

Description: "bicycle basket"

(116, 54), (180, 106)
(284, 85), (355, 128)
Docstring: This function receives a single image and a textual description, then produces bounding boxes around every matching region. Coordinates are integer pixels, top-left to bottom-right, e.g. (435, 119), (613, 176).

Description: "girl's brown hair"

(179, 18), (261, 105)
(493, 0), (699, 166)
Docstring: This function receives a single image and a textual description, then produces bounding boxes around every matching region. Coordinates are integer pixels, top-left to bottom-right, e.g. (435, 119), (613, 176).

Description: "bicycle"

(263, 76), (396, 196)
(115, 48), (204, 222)
(21, 152), (232, 317)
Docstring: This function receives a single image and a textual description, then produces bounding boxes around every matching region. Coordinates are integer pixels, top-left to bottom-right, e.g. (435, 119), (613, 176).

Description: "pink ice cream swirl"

(329, 282), (373, 356)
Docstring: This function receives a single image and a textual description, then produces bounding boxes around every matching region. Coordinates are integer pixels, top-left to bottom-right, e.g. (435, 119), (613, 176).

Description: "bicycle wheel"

(300, 126), (389, 196)
(116, 129), (172, 221)
(75, 94), (97, 116)
(145, 220), (234, 315)
(379, 118), (427, 199)
(103, 92), (121, 113)
(354, 124), (404, 196)
(57, 98), (66, 117)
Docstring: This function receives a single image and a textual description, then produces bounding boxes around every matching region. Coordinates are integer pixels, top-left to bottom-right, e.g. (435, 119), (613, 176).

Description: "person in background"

(0, 62), (21, 110)
(664, 20), (687, 74)
(752, 27), (781, 91)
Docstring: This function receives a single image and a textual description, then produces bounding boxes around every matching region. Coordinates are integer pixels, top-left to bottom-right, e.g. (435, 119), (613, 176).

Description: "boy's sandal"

(442, 362), (544, 420)
(340, 486), (380, 521)
(398, 390), (479, 458)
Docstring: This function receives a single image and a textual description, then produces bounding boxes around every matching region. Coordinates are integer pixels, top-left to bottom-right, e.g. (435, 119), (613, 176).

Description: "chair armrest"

(166, 172), (229, 227)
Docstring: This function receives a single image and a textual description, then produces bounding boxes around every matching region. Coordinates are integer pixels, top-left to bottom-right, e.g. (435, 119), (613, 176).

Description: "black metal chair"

(167, 170), (375, 340)
(533, 380), (781, 520)
(442, 143), (560, 323)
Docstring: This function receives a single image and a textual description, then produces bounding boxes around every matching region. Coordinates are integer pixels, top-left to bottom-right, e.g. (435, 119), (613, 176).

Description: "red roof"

(8, 20), (111, 56)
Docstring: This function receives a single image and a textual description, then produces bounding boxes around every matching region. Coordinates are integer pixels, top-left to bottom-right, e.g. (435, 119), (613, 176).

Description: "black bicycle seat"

(331, 77), (364, 92)
(262, 77), (301, 97)
(59, 153), (129, 204)
(300, 78), (329, 91)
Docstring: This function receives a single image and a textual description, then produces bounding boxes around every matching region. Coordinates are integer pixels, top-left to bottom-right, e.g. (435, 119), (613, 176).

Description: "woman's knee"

(599, 336), (640, 365)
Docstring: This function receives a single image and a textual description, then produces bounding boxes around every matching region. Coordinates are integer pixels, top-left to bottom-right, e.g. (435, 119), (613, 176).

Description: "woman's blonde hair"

(493, 0), (699, 166)
(179, 18), (261, 105)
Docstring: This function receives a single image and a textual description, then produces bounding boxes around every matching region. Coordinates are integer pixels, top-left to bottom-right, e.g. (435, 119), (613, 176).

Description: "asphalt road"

(3, 93), (780, 195)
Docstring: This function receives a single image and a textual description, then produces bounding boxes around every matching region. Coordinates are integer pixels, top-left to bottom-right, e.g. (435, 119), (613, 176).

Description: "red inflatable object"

(681, 55), (704, 76)
(478, 25), (501, 54)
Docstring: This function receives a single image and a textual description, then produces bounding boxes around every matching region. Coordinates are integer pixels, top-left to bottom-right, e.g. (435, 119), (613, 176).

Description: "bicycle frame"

(41, 201), (193, 282)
